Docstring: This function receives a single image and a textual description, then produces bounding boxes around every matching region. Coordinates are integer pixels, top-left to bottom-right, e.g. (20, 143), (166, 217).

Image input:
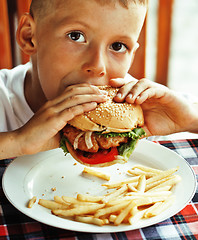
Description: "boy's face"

(33, 0), (146, 100)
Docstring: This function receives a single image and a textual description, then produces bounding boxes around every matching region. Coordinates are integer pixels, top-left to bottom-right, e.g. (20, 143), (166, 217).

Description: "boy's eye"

(67, 31), (85, 43)
(111, 42), (128, 53)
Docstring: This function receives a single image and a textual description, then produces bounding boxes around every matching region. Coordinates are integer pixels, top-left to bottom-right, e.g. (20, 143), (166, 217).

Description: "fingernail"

(128, 93), (133, 99)
(116, 93), (122, 98)
(100, 90), (108, 95)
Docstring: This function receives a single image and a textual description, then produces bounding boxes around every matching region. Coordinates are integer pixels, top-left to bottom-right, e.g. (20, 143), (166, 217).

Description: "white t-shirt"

(0, 63), (34, 132)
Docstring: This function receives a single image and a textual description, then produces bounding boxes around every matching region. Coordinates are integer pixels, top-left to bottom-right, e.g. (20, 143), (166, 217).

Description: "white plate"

(2, 140), (197, 233)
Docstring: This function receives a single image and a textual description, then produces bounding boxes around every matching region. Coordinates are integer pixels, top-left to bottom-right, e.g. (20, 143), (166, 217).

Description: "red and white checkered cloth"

(0, 139), (198, 240)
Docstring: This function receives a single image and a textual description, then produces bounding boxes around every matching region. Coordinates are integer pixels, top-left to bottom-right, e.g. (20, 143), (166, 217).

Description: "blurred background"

(147, 0), (198, 97)
(1, 0), (198, 97)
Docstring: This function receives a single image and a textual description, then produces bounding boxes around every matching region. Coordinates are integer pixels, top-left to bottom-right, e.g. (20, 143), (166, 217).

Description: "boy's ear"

(16, 13), (37, 55)
(132, 42), (139, 59)
(129, 42), (140, 66)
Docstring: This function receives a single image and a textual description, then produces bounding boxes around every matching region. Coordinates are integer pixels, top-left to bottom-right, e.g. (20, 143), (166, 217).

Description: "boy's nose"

(82, 49), (106, 78)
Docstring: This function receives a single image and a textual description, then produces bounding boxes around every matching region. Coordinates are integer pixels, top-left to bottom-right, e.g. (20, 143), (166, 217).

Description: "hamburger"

(60, 86), (145, 167)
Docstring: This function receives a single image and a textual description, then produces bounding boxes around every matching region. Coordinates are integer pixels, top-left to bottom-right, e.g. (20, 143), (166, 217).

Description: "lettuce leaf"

(95, 127), (145, 140)
(118, 138), (138, 160)
(117, 128), (145, 160)
(60, 135), (69, 155)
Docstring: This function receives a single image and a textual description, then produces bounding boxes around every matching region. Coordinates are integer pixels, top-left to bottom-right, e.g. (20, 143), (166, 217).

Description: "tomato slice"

(76, 147), (119, 165)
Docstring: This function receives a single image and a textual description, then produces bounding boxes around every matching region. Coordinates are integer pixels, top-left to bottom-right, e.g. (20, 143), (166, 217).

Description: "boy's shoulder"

(0, 62), (33, 131)
(0, 63), (31, 85)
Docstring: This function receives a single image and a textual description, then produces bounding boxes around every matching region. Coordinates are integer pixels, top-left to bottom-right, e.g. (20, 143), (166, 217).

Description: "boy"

(0, 0), (147, 159)
(1, 0), (198, 160)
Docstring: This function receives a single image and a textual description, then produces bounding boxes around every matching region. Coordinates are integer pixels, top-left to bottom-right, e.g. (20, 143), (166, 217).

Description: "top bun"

(68, 86), (144, 133)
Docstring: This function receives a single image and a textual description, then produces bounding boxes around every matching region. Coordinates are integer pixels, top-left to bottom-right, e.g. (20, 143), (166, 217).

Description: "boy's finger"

(51, 93), (107, 114)
(47, 85), (107, 108)
(62, 102), (98, 122)
(113, 81), (137, 102)
(63, 84), (106, 98)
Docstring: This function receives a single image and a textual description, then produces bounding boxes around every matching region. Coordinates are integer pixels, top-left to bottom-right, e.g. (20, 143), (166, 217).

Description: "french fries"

(36, 164), (181, 227)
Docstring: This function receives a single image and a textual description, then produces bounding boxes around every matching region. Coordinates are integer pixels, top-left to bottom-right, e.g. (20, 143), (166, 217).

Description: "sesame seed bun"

(68, 86), (144, 132)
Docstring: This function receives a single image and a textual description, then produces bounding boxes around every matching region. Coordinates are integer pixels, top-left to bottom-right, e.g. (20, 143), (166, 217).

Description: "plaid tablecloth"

(0, 139), (198, 240)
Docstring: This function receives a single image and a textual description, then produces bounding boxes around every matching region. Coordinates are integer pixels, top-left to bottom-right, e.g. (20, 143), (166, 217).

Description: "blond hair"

(30, 0), (147, 19)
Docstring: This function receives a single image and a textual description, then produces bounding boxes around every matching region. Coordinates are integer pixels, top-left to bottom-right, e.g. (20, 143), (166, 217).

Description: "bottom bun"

(66, 142), (127, 167)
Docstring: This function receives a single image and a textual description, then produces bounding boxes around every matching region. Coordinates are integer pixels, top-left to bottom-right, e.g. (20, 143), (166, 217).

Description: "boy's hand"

(110, 77), (197, 137)
(16, 84), (107, 155)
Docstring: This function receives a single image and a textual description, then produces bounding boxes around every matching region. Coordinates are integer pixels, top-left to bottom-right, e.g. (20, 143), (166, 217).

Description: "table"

(0, 139), (198, 240)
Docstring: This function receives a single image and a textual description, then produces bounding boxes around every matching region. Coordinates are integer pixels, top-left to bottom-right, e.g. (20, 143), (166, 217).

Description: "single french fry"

(38, 199), (69, 210)
(114, 200), (134, 225)
(143, 202), (162, 218)
(128, 206), (147, 225)
(102, 176), (139, 188)
(102, 184), (128, 203)
(95, 201), (130, 218)
(62, 196), (80, 204)
(130, 205), (139, 216)
(54, 196), (70, 206)
(132, 165), (163, 174)
(77, 194), (103, 203)
(71, 202), (100, 208)
(127, 169), (156, 178)
(83, 167), (110, 181)
(53, 203), (105, 217)
(106, 197), (138, 206)
(147, 185), (172, 192)
(75, 216), (105, 226)
(109, 214), (117, 223)
(144, 196), (176, 218)
(127, 182), (138, 191)
(136, 175), (146, 193)
(127, 184), (138, 192)
(126, 190), (172, 198)
(103, 218), (110, 225)
(28, 196), (37, 208)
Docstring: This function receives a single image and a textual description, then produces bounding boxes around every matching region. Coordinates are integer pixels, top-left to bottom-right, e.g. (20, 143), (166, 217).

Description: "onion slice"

(73, 132), (84, 150)
(85, 131), (93, 149)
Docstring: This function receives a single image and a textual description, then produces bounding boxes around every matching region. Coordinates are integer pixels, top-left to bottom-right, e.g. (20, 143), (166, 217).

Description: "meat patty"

(63, 125), (128, 152)
(96, 134), (128, 149)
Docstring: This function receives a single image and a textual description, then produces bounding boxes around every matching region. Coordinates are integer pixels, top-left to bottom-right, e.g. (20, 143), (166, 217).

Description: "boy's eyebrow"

(115, 35), (136, 46)
(55, 16), (91, 30)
